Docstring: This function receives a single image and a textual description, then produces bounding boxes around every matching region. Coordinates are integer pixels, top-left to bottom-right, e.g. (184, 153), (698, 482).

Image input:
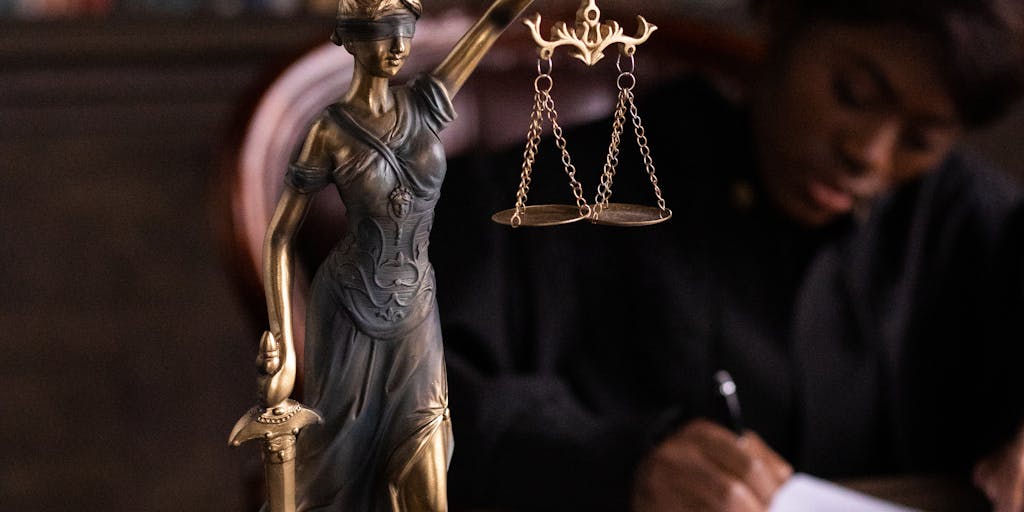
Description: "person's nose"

(837, 119), (899, 179)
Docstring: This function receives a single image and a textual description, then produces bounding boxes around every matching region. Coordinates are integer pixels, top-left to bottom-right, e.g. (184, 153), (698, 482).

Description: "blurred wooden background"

(1, 3), (1022, 511)
(0, 17), (332, 511)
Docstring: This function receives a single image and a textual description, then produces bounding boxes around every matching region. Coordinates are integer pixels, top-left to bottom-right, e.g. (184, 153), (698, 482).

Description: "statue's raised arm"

(432, 0), (535, 98)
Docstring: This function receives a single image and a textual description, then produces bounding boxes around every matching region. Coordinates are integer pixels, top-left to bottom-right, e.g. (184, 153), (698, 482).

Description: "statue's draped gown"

(286, 74), (454, 512)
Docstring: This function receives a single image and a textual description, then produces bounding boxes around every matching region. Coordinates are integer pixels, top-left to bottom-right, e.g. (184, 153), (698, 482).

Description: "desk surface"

(459, 475), (989, 512)
(841, 475), (989, 511)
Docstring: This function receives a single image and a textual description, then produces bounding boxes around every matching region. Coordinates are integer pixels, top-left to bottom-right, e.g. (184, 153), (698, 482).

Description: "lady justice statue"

(229, 0), (534, 510)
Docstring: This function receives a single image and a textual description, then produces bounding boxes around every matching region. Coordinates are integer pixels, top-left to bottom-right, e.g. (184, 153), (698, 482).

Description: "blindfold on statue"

(332, 13), (418, 45)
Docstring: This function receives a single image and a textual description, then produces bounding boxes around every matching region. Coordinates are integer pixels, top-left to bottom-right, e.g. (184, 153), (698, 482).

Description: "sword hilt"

(230, 400), (322, 512)
(229, 399), (323, 462)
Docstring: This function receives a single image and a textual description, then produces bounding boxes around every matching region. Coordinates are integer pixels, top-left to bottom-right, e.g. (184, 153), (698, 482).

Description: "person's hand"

(632, 418), (793, 512)
(974, 425), (1024, 512)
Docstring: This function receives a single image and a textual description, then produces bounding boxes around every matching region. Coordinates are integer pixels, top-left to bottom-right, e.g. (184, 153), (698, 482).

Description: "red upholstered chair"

(218, 6), (759, 383)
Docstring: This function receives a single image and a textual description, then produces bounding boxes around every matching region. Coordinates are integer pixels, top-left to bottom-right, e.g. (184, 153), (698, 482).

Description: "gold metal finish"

(230, 188), (322, 512)
(433, 0), (536, 97)
(588, 203), (672, 226)
(229, 399), (323, 512)
(524, 0), (657, 65)
(502, 57), (592, 228)
(259, 188), (311, 411)
(230, 323), (323, 512)
(492, 204), (587, 226)
(590, 53), (672, 226)
(495, 5), (671, 229)
(233, 1), (537, 511)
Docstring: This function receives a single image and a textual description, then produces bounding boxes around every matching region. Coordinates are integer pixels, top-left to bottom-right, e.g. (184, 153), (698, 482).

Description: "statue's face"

(347, 36), (412, 78)
(342, 8), (416, 79)
(753, 22), (961, 227)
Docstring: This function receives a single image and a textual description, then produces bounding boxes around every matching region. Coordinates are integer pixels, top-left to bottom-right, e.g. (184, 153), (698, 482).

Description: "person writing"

(430, 0), (1024, 510)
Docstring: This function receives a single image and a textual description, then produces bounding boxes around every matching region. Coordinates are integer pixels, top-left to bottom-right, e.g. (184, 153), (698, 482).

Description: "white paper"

(769, 473), (920, 512)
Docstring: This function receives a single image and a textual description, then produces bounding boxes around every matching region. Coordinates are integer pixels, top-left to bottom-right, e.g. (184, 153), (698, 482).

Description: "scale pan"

(491, 204), (588, 227)
(590, 203), (672, 226)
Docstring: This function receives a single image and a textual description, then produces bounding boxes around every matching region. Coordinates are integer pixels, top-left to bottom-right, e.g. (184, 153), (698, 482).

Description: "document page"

(770, 473), (919, 512)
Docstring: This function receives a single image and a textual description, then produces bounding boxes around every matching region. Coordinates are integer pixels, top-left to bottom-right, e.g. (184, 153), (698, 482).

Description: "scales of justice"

(229, 0), (668, 510)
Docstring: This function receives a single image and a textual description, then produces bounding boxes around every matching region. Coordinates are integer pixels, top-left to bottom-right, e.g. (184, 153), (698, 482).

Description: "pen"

(714, 370), (744, 436)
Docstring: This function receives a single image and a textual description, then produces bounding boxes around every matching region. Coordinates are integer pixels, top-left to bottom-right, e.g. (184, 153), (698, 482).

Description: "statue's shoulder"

(309, 105), (362, 164)
(405, 73), (456, 133)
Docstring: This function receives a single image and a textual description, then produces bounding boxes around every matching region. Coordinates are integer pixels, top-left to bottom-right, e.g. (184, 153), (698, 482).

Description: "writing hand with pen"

(630, 371), (793, 512)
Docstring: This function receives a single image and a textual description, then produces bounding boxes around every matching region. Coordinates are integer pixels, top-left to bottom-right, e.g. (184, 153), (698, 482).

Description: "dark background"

(1, 16), (330, 511)
(2, 2), (1022, 510)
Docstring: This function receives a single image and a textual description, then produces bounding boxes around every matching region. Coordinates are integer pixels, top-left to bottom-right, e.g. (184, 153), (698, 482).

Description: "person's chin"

(793, 204), (838, 227)
(790, 184), (854, 227)
(761, 167), (852, 226)
(807, 179), (855, 216)
(771, 190), (833, 227)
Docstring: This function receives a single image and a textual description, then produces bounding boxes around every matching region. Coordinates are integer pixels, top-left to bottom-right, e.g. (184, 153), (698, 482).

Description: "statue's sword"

(230, 399), (321, 512)
(230, 332), (322, 512)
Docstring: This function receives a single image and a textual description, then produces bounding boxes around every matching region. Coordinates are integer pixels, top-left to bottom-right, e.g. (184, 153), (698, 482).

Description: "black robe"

(430, 76), (1024, 511)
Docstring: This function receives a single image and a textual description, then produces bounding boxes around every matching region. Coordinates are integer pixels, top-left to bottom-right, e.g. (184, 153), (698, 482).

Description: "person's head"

(332, 0), (423, 78)
(750, 0), (1024, 226)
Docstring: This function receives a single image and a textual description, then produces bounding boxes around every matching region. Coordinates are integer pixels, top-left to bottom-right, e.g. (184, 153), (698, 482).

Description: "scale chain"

(511, 82), (547, 227)
(543, 89), (590, 217)
(498, 1), (668, 228)
(594, 53), (638, 219)
(626, 87), (670, 215)
(594, 85), (629, 214)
